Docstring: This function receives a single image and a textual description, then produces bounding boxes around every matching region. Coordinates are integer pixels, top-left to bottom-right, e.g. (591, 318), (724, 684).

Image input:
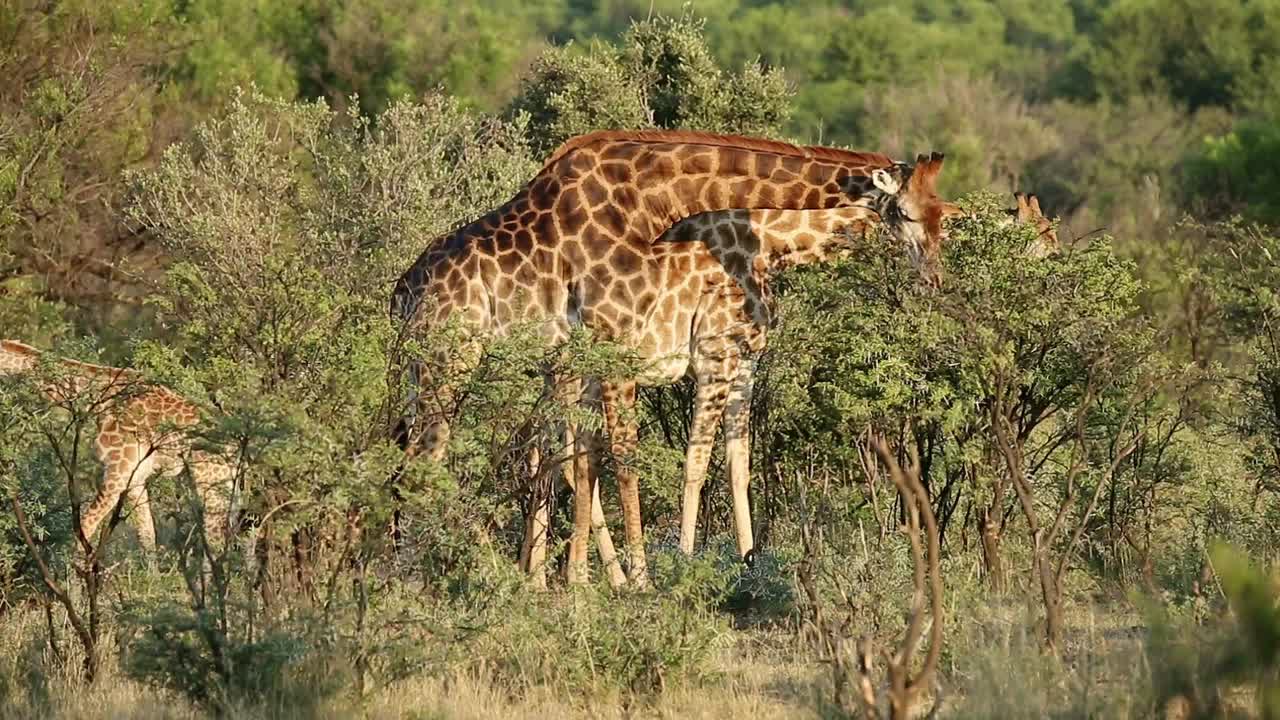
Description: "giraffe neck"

(665, 207), (875, 275)
(0, 339), (40, 374)
(545, 133), (899, 243)
(744, 208), (873, 270)
(1, 339), (85, 402)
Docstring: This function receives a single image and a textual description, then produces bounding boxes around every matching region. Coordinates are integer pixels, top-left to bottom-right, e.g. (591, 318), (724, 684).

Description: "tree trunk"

(291, 526), (316, 601)
(84, 560), (101, 682)
(1033, 538), (1063, 649)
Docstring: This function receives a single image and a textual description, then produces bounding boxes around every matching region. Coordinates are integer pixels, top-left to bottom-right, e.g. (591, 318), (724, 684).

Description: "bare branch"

(9, 490), (96, 677)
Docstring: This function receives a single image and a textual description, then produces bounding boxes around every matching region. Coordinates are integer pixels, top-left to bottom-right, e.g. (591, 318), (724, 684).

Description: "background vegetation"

(3, 1), (1280, 717)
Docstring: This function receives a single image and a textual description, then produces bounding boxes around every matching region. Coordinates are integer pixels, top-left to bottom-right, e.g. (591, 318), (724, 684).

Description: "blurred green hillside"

(5, 0), (1280, 341)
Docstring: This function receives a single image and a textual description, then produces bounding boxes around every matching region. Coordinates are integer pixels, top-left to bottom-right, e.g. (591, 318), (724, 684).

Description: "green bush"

(124, 604), (326, 710)
(9, 7), (1280, 716)
(455, 547), (732, 695)
(509, 12), (791, 157)
(1143, 544), (1280, 718)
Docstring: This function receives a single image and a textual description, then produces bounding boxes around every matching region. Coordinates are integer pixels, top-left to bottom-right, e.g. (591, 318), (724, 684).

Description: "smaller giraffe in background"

(1010, 192), (1059, 256)
(646, 188), (1058, 563)
(1, 340), (233, 553)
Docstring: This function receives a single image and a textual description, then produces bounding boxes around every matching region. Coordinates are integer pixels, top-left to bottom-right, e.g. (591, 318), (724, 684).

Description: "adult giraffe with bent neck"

(1, 340), (233, 554)
(393, 129), (960, 585)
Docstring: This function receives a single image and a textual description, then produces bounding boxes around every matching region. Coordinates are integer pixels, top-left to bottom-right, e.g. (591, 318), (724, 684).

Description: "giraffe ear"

(908, 152), (945, 192)
(871, 168), (901, 195)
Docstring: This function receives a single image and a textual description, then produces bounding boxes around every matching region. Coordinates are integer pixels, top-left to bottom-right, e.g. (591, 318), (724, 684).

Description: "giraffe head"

(870, 152), (964, 288)
(1010, 192), (1059, 257)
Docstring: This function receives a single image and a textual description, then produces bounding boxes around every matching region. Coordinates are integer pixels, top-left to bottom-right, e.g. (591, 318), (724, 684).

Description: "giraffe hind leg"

(522, 377), (627, 589)
(572, 379), (631, 588)
(122, 454), (158, 553)
(520, 445), (551, 589)
(723, 358), (757, 560)
(555, 375), (598, 586)
(569, 428), (628, 590)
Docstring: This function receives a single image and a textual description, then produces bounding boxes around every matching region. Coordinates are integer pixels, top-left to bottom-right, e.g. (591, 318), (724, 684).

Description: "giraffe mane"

(540, 130), (895, 172)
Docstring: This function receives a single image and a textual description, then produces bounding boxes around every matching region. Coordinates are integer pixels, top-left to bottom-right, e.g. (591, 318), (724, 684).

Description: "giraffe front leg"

(588, 475), (628, 590)
(680, 376), (732, 555)
(555, 376), (593, 586)
(393, 347), (467, 549)
(524, 379), (626, 589)
(561, 378), (628, 588)
(602, 380), (648, 588)
(570, 421), (628, 590)
(566, 420), (594, 586)
(122, 454), (158, 554)
(579, 381), (628, 589)
(403, 349), (463, 465)
(723, 358), (757, 561)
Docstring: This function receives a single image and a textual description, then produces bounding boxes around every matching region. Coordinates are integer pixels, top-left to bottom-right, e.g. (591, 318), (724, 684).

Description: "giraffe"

(392, 129), (962, 585)
(518, 153), (964, 585)
(656, 187), (1059, 562)
(1, 339), (234, 554)
(1010, 192), (1059, 256)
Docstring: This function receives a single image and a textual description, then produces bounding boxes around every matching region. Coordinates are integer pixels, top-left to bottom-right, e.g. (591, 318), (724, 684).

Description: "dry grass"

(0, 606), (822, 720)
(0, 614), (819, 712)
(0, 592), (1233, 720)
(359, 652), (820, 720)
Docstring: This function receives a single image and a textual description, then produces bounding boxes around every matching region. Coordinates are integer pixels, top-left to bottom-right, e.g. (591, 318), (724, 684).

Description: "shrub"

(1184, 119), (1280, 225)
(1143, 544), (1280, 718)
(509, 12), (792, 157)
(456, 547), (732, 695)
